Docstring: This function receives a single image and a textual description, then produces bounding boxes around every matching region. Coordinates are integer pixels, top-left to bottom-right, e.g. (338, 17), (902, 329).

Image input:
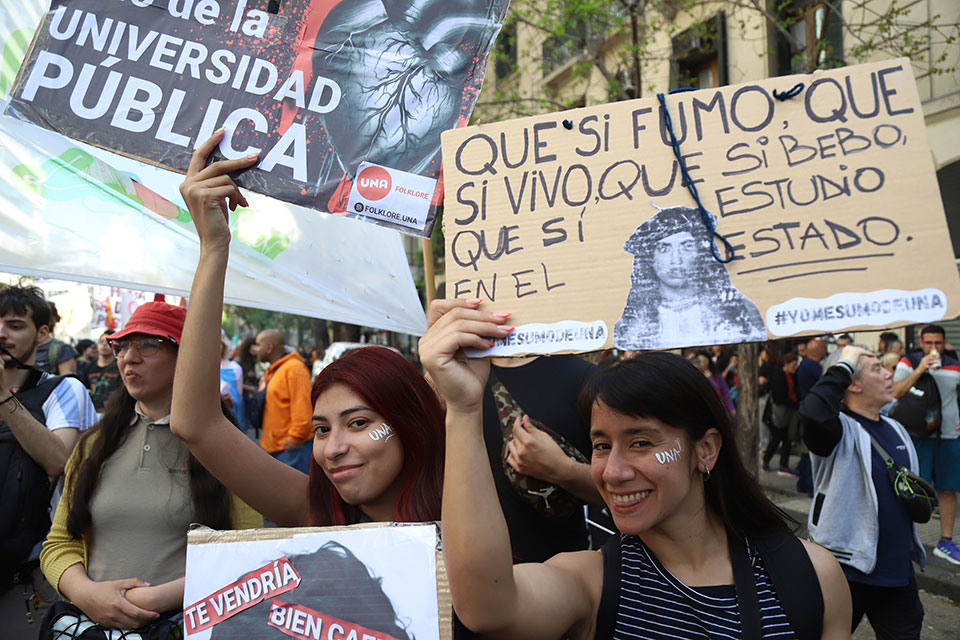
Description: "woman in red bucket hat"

(37, 301), (261, 636)
(170, 131), (445, 531)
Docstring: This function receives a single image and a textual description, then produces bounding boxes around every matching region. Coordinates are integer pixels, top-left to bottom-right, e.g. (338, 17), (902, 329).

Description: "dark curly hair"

(212, 541), (412, 639)
(0, 282), (51, 330)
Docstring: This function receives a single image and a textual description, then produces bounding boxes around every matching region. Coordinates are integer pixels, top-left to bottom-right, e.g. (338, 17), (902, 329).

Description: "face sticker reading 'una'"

(656, 438), (683, 465)
(369, 423), (395, 442)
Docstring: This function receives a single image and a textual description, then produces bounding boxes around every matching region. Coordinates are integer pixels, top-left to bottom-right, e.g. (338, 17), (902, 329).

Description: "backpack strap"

(0, 374), (72, 431)
(729, 536), (761, 640)
(595, 534), (622, 639)
(755, 533), (824, 640)
(866, 431), (897, 468)
(0, 375), (68, 575)
(47, 340), (62, 374)
(16, 373), (74, 403)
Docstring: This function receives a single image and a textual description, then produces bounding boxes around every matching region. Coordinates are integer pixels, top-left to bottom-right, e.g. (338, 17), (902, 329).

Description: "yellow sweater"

(41, 427), (262, 594)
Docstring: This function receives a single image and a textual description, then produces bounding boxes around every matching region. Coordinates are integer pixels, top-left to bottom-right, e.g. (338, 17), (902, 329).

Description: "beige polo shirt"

(86, 409), (197, 585)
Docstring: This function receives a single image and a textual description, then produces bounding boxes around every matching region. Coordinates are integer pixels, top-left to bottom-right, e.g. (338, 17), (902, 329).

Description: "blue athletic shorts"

(935, 438), (960, 492)
(912, 437), (937, 484)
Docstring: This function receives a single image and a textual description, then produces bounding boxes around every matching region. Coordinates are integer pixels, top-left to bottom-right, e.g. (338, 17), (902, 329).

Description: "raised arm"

(800, 345), (866, 457)
(891, 352), (937, 399)
(0, 372), (84, 476)
(420, 300), (597, 638)
(171, 131), (308, 526)
(506, 416), (602, 505)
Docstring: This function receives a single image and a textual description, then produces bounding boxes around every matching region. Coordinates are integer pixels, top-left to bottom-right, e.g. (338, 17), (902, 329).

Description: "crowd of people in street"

(1, 133), (957, 640)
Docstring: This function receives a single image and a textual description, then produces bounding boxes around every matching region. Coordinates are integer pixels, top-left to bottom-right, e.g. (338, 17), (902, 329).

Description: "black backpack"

(44, 339), (64, 374)
(0, 373), (68, 576)
(890, 353), (941, 439)
(246, 376), (270, 437)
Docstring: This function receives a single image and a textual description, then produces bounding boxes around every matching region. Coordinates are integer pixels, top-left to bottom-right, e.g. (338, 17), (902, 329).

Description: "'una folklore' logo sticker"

(356, 166), (392, 201)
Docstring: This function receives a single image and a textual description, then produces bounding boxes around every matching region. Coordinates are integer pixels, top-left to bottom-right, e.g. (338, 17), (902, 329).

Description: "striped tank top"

(598, 535), (799, 640)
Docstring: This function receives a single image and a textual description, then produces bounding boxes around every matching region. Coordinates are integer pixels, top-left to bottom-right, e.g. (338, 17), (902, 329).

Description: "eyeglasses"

(111, 337), (172, 358)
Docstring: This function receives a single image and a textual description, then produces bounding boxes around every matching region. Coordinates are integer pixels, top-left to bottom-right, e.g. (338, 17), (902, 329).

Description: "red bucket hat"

(107, 301), (186, 345)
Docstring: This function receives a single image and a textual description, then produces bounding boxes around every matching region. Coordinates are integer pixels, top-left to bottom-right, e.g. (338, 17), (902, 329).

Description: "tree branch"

(476, 96), (571, 110)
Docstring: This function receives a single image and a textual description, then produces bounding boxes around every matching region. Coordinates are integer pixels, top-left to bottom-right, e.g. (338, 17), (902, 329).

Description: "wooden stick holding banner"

(423, 237), (437, 306)
(440, 59), (960, 357)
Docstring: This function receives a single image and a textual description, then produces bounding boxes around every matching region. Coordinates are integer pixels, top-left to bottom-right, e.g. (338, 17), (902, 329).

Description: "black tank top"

(597, 535), (802, 640)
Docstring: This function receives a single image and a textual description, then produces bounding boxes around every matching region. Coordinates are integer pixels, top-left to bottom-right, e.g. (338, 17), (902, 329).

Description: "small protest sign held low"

(184, 524), (450, 640)
(441, 58), (960, 356)
(5, 0), (510, 238)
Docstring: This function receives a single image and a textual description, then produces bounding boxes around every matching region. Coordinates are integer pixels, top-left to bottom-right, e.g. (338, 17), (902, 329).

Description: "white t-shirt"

(28, 373), (98, 557)
(894, 356), (960, 439)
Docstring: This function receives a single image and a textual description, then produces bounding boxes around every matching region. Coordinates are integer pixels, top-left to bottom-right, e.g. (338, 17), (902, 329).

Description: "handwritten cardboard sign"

(441, 58), (960, 355)
(5, 0), (510, 237)
(184, 524), (450, 640)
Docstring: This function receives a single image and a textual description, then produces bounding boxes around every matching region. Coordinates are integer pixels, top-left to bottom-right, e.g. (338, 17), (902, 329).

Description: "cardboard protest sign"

(5, 0), (510, 238)
(184, 523), (451, 639)
(441, 58), (960, 356)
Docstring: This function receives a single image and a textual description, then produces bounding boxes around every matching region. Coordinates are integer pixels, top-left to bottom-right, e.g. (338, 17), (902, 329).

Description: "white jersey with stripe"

(894, 355), (960, 439)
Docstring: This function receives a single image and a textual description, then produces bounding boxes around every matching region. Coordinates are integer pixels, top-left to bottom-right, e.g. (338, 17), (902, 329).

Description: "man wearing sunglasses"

(0, 283), (97, 633)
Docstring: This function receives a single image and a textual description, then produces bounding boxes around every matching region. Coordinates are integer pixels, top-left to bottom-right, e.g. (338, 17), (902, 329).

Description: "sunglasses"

(111, 337), (174, 358)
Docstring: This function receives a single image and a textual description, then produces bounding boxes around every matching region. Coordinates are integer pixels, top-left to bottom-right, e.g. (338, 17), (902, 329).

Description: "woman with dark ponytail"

(39, 302), (260, 636)
(422, 300), (854, 640)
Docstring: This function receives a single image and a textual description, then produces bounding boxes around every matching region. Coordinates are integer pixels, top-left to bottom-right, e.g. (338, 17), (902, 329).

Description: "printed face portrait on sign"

(209, 544), (411, 640)
(5, 0), (511, 237)
(442, 59), (960, 357)
(614, 206), (766, 351)
(183, 525), (443, 640)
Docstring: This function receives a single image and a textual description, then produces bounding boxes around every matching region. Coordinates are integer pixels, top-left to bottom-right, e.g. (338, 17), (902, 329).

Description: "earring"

(701, 466), (711, 481)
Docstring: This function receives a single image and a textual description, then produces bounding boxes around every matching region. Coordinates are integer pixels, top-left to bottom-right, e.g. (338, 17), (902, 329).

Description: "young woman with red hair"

(307, 347), (445, 525)
(170, 132), (444, 527)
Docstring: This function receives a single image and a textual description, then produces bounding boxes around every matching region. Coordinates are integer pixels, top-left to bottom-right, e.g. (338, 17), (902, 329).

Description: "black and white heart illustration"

(309, 0), (505, 210)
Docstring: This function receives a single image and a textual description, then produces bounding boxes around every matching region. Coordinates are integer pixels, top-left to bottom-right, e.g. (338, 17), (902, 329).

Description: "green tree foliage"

(222, 305), (329, 352)
(480, 0), (957, 120)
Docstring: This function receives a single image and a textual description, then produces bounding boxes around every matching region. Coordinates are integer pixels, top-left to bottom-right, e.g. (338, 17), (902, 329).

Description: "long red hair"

(307, 347), (445, 525)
